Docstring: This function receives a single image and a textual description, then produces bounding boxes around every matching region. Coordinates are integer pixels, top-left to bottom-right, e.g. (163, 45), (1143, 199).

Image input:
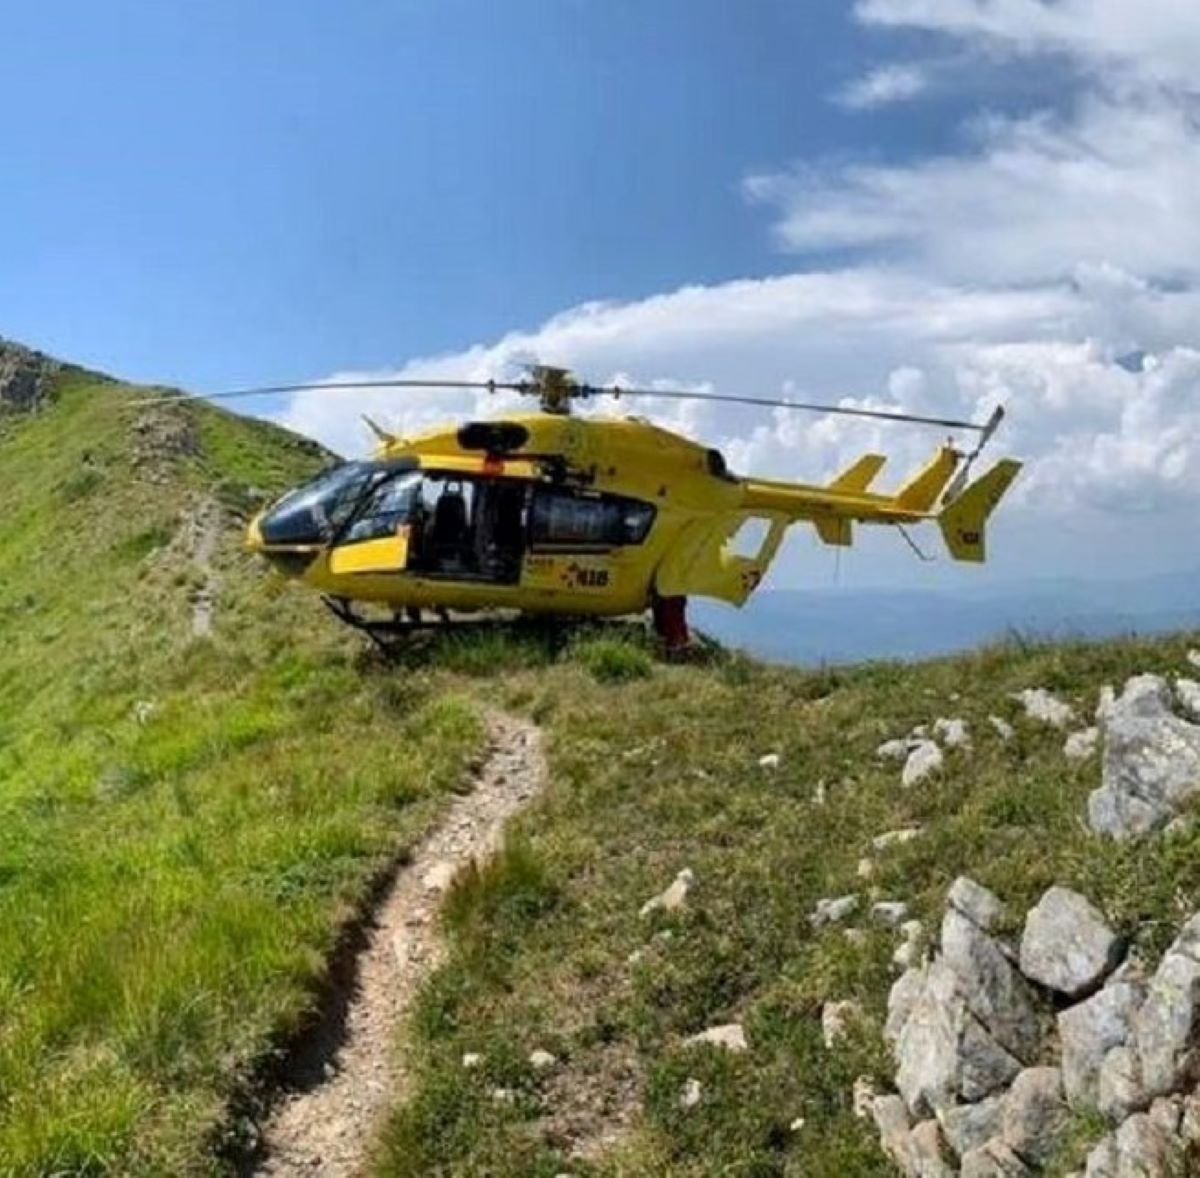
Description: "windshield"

(259, 462), (382, 545)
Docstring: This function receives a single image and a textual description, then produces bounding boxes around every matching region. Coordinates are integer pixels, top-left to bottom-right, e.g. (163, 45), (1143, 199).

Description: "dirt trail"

(188, 496), (221, 639)
(253, 710), (546, 1177)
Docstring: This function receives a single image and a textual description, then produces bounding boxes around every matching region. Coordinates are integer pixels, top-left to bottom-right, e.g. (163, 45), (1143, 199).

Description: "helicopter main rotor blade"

(130, 377), (527, 407)
(131, 374), (1000, 436)
(577, 384), (995, 434)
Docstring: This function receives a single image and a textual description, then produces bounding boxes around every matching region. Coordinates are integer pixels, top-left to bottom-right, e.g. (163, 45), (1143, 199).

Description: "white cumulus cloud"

(837, 64), (929, 109)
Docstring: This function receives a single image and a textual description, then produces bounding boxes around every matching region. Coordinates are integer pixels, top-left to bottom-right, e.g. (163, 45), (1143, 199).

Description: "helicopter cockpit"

(255, 458), (658, 586)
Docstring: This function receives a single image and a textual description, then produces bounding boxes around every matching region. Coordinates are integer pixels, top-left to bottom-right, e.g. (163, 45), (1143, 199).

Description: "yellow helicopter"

(161, 366), (1021, 649)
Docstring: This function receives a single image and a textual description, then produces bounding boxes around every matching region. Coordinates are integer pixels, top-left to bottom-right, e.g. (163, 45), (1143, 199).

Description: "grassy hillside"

(0, 371), (483, 1173)
(371, 629), (1200, 1176)
(4, 360), (1200, 1176)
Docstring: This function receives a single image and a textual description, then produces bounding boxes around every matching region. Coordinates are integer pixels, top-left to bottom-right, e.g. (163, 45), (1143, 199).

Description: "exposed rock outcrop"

(0, 339), (60, 413)
(1089, 674), (1200, 838)
(867, 878), (1200, 1175)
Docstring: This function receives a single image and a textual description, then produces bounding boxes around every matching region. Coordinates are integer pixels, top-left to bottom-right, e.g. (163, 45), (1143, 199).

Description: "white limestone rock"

(1013, 688), (1076, 729)
(528, 1049), (557, 1071)
(640, 867), (695, 917)
(685, 1022), (747, 1053)
(873, 827), (924, 851)
(1088, 674), (1200, 838)
(894, 919), (925, 971)
(1065, 727), (1100, 761)
(1176, 677), (1200, 722)
(989, 716), (1016, 742)
(878, 738), (912, 761)
(873, 900), (911, 928)
(1128, 913), (1200, 1103)
(903, 741), (944, 788)
(942, 906), (1041, 1063)
(1188, 650), (1200, 672)
(811, 893), (859, 927)
(938, 1092), (1005, 1158)
(758, 752), (780, 770)
(948, 877), (1006, 933)
(887, 965), (927, 1045)
(960, 1139), (1033, 1176)
(894, 960), (1024, 1115)
(1058, 962), (1145, 1109)
(934, 717), (972, 748)
(679, 1077), (702, 1109)
(999, 1066), (1068, 1168)
(1019, 886), (1123, 998)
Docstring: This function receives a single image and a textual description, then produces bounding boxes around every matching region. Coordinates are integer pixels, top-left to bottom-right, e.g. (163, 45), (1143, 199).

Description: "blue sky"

(2, 0), (930, 385)
(5, 1), (1200, 590)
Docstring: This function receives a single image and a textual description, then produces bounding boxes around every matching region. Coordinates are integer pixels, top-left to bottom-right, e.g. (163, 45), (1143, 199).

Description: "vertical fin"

(937, 459), (1022, 562)
(895, 445), (961, 513)
(829, 454), (886, 494)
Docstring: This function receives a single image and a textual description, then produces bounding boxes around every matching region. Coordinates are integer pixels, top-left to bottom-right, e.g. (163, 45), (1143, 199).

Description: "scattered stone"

(685, 1023), (747, 1053)
(999, 1066), (1067, 1167)
(941, 905), (1040, 1063)
(639, 867), (695, 917)
(811, 894), (859, 927)
(822, 1000), (863, 1048)
(813, 781), (828, 806)
(903, 741), (944, 788)
(857, 856), (876, 880)
(491, 1087), (516, 1104)
(873, 901), (911, 928)
(947, 877), (1006, 933)
(960, 1139), (1032, 1176)
(844, 927), (867, 947)
(462, 1052), (483, 1069)
(1128, 913), (1200, 1104)
(1086, 1108), (1185, 1177)
(887, 966), (927, 1045)
(934, 717), (972, 748)
(679, 1077), (702, 1109)
(1188, 650), (1200, 672)
(894, 920), (925, 971)
(1019, 886), (1123, 998)
(1097, 1043), (1142, 1123)
(909, 1118), (954, 1176)
(878, 738), (912, 761)
(1089, 673), (1200, 837)
(873, 827), (924, 852)
(894, 959), (1022, 1115)
(1064, 727), (1100, 761)
(1013, 688), (1076, 729)
(1176, 677), (1200, 721)
(871, 1095), (913, 1169)
(789, 1116), (807, 1132)
(989, 716), (1016, 741)
(758, 752), (780, 770)
(939, 1092), (1005, 1157)
(1058, 962), (1145, 1108)
(528, 1049), (557, 1071)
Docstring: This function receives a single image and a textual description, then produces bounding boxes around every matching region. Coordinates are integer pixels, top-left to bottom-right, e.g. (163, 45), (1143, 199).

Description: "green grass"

(6, 370), (1200, 1176)
(374, 629), (1200, 1177)
(0, 376), (485, 1173)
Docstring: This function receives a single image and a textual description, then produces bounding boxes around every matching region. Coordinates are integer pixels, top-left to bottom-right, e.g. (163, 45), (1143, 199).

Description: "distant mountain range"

(694, 570), (1200, 665)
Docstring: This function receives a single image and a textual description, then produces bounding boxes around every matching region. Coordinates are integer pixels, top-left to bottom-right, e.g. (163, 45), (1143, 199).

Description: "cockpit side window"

(340, 472), (422, 544)
(259, 462), (381, 546)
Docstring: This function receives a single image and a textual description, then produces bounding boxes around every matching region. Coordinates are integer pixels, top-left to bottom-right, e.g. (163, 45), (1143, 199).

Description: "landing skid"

(321, 596), (455, 657)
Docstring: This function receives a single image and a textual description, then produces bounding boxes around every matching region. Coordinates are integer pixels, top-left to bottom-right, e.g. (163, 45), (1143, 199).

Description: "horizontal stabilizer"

(938, 459), (1022, 563)
(815, 516), (852, 547)
(896, 445), (961, 513)
(829, 454), (886, 495)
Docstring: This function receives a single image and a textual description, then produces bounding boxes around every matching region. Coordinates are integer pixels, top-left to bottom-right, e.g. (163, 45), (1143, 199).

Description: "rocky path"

(253, 711), (546, 1176)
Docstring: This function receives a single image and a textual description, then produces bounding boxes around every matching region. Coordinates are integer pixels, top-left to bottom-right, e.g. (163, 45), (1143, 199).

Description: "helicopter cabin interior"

(327, 466), (657, 583)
